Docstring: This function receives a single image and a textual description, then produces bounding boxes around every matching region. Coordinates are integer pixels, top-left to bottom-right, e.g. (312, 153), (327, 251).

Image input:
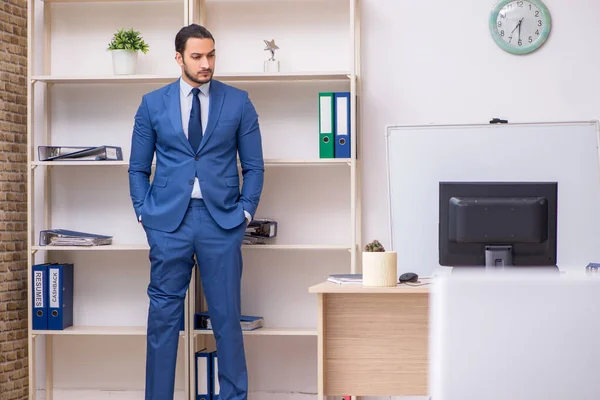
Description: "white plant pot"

(111, 49), (138, 75)
(362, 251), (398, 287)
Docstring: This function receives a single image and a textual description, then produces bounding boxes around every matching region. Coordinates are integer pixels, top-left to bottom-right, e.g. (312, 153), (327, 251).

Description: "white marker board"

(385, 121), (600, 276)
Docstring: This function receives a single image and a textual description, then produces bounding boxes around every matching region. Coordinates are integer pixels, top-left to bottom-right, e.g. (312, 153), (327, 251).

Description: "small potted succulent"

(107, 28), (149, 75)
(362, 239), (397, 287)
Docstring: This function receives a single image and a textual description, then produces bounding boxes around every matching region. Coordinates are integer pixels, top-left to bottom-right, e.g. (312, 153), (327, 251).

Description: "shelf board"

(31, 71), (351, 84)
(32, 244), (351, 251)
(43, 0), (180, 3)
(261, 158), (351, 166)
(31, 244), (148, 251)
(194, 327), (317, 336)
(216, 71), (351, 82)
(31, 75), (179, 84)
(32, 161), (130, 166)
(31, 158), (351, 167)
(31, 325), (316, 337)
(243, 244), (351, 251)
(31, 326), (184, 336)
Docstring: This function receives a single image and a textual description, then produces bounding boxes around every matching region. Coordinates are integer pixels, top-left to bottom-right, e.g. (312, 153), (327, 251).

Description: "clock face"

(489, 0), (551, 55)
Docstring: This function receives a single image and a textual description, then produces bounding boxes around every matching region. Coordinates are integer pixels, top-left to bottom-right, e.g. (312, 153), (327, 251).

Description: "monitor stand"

(485, 245), (513, 269)
(450, 245), (559, 274)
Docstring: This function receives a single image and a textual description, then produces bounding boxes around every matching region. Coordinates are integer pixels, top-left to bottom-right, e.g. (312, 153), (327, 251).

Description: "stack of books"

(327, 273), (363, 285)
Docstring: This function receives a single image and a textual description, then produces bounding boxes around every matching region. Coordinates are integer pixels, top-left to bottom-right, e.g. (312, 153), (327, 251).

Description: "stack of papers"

(208, 316), (263, 331)
(195, 312), (264, 331)
(38, 145), (123, 161)
(242, 237), (267, 245)
(39, 229), (113, 246)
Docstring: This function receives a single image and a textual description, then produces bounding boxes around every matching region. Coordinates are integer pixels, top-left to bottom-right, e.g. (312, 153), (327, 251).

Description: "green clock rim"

(489, 0), (552, 55)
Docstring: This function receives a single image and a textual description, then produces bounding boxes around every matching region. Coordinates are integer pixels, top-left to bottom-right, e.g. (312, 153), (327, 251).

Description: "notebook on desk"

(327, 274), (363, 284)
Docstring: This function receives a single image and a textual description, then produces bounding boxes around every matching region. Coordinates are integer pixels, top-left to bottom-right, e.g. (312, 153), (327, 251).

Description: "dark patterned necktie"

(188, 87), (203, 152)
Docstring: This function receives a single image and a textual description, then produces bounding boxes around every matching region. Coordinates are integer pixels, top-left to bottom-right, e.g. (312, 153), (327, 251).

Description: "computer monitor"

(438, 182), (557, 268)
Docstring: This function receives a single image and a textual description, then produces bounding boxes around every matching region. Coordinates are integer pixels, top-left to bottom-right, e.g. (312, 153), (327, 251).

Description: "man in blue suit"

(128, 24), (264, 400)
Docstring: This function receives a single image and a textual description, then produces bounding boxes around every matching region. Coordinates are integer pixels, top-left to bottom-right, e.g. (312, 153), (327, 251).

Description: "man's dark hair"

(175, 24), (215, 54)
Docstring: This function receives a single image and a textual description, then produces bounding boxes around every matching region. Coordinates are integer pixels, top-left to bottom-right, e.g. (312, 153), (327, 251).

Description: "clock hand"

(511, 18), (522, 34)
(518, 17), (523, 40)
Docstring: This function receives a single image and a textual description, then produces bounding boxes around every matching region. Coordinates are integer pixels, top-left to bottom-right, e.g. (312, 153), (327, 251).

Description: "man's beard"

(183, 63), (212, 85)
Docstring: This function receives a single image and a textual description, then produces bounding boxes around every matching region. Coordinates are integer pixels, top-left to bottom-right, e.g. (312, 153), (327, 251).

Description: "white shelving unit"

(31, 71), (353, 83)
(27, 0), (361, 398)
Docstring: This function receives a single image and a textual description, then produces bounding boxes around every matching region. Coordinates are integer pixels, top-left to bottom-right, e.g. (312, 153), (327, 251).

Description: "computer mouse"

(399, 272), (419, 283)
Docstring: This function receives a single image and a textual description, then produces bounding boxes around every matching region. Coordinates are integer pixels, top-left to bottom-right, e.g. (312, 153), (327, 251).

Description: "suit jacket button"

(189, 179), (194, 185)
(194, 156), (199, 161)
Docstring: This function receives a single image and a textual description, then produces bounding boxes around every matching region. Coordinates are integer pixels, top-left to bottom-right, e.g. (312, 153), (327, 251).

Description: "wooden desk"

(308, 281), (430, 399)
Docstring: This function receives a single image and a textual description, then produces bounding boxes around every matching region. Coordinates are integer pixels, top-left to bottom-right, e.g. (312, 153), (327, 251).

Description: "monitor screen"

(439, 182), (557, 268)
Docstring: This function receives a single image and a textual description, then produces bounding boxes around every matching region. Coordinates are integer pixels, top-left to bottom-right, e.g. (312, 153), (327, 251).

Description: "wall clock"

(489, 0), (551, 55)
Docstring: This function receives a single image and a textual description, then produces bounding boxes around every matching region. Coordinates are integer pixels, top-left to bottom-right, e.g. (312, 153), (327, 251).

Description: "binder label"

(319, 96), (333, 134)
(213, 354), (220, 395)
(34, 271), (44, 308)
(50, 269), (59, 308)
(336, 96), (348, 135)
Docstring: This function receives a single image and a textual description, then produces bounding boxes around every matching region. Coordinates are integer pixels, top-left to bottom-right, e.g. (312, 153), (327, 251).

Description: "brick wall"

(0, 0), (30, 399)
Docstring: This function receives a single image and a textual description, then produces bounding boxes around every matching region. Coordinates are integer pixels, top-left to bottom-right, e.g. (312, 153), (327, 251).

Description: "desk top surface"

(308, 280), (431, 294)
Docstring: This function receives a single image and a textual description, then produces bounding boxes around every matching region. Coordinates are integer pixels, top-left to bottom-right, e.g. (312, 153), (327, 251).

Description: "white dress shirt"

(179, 77), (209, 199)
(179, 77), (251, 224)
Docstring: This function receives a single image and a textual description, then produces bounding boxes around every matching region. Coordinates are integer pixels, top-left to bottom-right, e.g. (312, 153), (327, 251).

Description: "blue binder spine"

(211, 351), (220, 400)
(48, 263), (74, 330)
(195, 351), (211, 400)
(32, 263), (48, 330)
(334, 92), (351, 158)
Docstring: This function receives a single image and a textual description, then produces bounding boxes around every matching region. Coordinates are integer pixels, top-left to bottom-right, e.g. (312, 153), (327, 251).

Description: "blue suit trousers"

(144, 198), (248, 400)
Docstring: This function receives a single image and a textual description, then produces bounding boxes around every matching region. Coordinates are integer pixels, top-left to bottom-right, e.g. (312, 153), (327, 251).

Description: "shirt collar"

(180, 76), (211, 97)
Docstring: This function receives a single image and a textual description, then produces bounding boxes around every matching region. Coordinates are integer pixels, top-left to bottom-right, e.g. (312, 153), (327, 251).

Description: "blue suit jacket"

(128, 79), (264, 233)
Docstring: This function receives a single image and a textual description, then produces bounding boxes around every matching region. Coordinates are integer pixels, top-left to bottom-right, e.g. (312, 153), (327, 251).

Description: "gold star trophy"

(263, 39), (280, 73)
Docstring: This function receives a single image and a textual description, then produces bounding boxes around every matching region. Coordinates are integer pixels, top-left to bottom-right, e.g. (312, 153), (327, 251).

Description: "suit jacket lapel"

(164, 80), (194, 155)
(198, 79), (224, 153)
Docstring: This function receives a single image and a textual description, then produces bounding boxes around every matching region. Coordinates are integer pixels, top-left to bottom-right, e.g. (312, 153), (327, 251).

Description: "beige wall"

(361, 0), (600, 254)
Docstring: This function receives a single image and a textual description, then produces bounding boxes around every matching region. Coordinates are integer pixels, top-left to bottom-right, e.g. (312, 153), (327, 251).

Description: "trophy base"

(264, 59), (280, 73)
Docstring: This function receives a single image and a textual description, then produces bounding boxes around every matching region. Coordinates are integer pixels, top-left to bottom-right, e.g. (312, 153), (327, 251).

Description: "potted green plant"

(107, 28), (149, 75)
(362, 239), (397, 287)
